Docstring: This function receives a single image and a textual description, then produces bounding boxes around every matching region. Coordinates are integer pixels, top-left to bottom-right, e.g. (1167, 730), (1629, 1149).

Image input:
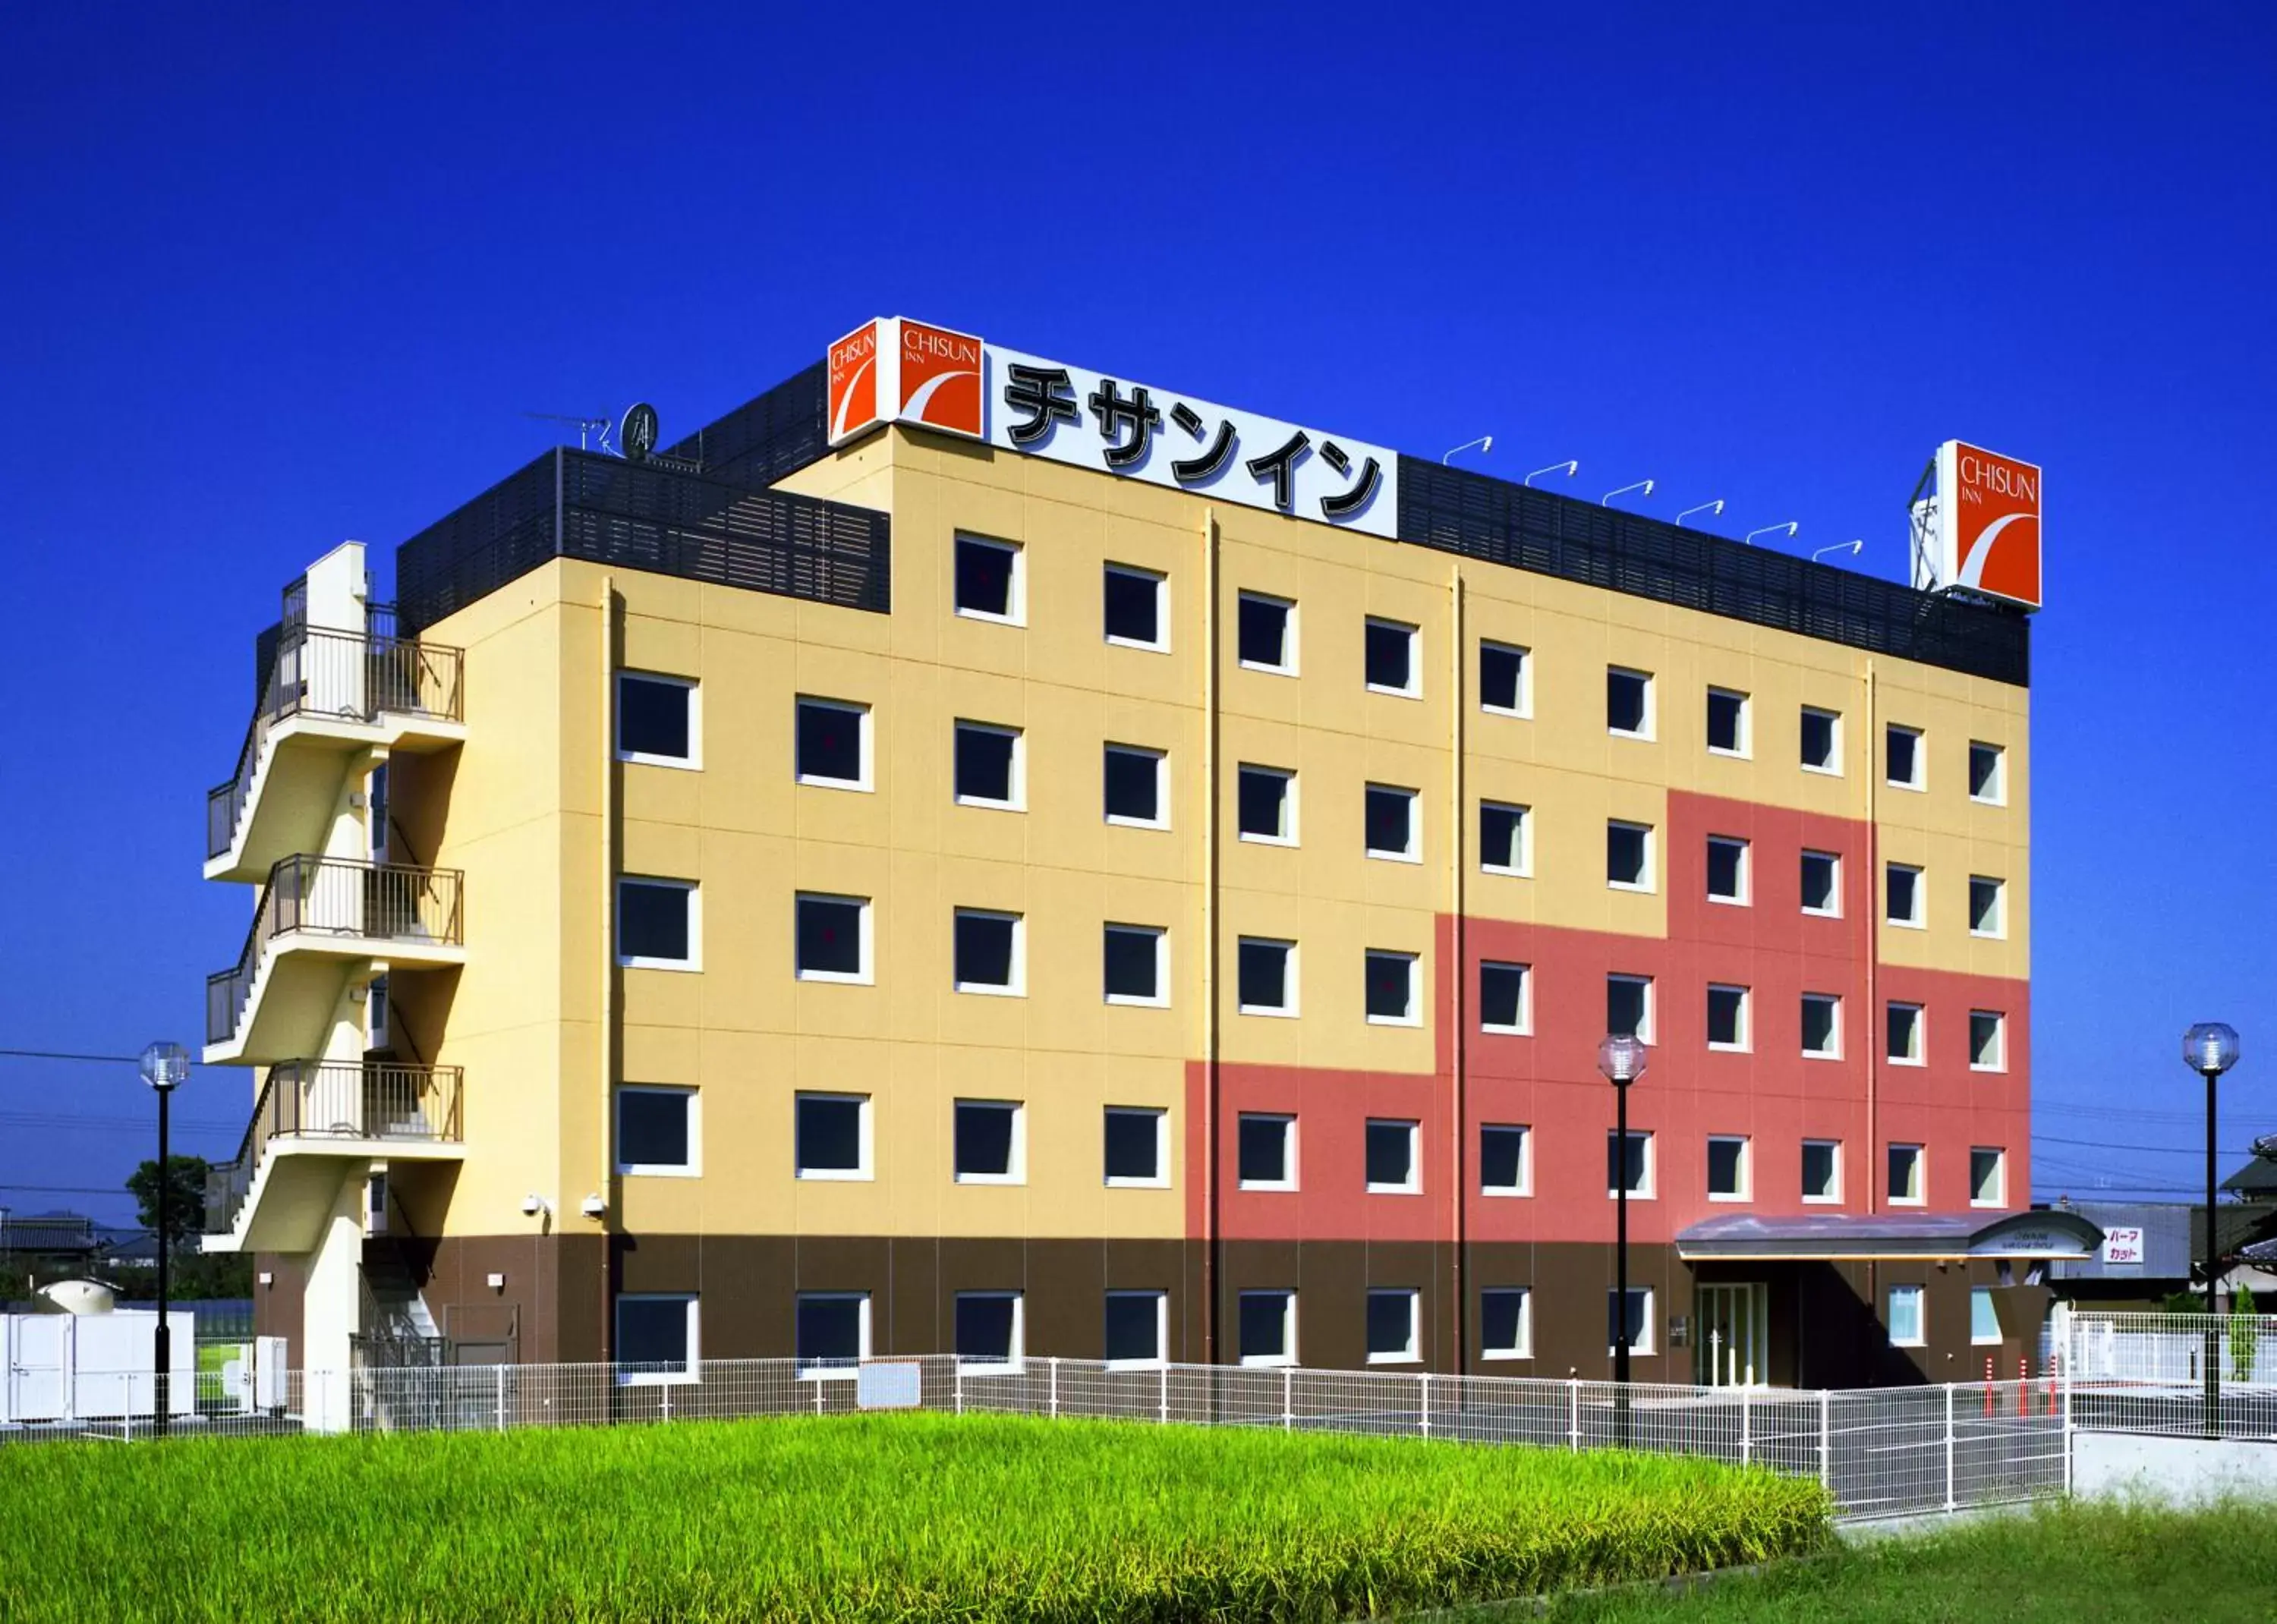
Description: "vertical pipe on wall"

(1863, 659), (1879, 1218)
(599, 575), (618, 1362)
(1200, 511), (1222, 1364)
(1448, 564), (1468, 1375)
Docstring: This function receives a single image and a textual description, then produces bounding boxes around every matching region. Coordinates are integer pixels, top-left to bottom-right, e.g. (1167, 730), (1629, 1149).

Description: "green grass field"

(0, 1413), (1826, 1622)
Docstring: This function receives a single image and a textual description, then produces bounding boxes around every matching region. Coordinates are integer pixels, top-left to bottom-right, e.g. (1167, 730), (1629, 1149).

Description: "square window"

(616, 1085), (696, 1176)
(1971, 1287), (2002, 1344)
(1237, 591), (1295, 673)
(1607, 974), (1654, 1043)
(1480, 801), (1531, 876)
(1104, 1107), (1168, 1187)
(1480, 1124), (1531, 1195)
(1706, 836), (1749, 905)
(1104, 564), (1166, 650)
(1365, 617), (1419, 696)
(1970, 875), (2006, 937)
(1707, 984), (1749, 1051)
(1237, 937), (1296, 1016)
(1887, 1284), (1925, 1346)
(1104, 924), (1167, 1006)
(1365, 783), (1419, 861)
(1802, 1139), (1841, 1203)
(1609, 1287), (1655, 1355)
(795, 1292), (870, 1376)
(1104, 744), (1167, 828)
(1886, 1002), (1924, 1065)
(1886, 723), (1924, 790)
(1707, 1135), (1750, 1201)
(795, 892), (871, 983)
(1608, 1129), (1655, 1198)
(1800, 850), (1842, 916)
(616, 672), (698, 768)
(1237, 1289), (1296, 1366)
(1236, 764), (1296, 844)
(1607, 820), (1654, 891)
(795, 697), (871, 790)
(954, 534), (1022, 623)
(1366, 1288), (1421, 1364)
(618, 877), (698, 970)
(615, 1293), (697, 1383)
(1479, 961), (1530, 1034)
(1888, 1143), (1926, 1205)
(1365, 1119), (1419, 1193)
(953, 909), (1023, 996)
(795, 1092), (871, 1180)
(1971, 1147), (2007, 1207)
(1800, 706), (1842, 774)
(1970, 1010), (2008, 1071)
(953, 1099), (1023, 1183)
(1480, 640), (1531, 716)
(953, 722), (1022, 809)
(1706, 688), (1749, 756)
(1608, 666), (1654, 738)
(1481, 1287), (1532, 1359)
(1236, 1113), (1295, 1189)
(1365, 949), (1419, 1025)
(1104, 1290), (1167, 1367)
(1885, 863), (1924, 927)
(955, 1292), (1022, 1371)
(1801, 993), (1842, 1059)
(1970, 741), (2007, 804)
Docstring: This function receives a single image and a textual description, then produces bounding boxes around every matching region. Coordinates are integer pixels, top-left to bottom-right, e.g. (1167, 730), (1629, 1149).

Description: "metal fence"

(2063, 1310), (2277, 1440)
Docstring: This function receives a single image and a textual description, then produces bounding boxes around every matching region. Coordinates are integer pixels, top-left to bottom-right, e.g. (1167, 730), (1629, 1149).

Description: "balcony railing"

(207, 623), (466, 859)
(206, 1062), (465, 1235)
(206, 857), (465, 1046)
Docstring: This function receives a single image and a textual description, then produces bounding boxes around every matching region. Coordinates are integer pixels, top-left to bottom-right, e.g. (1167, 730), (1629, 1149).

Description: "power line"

(0, 1046), (220, 1068)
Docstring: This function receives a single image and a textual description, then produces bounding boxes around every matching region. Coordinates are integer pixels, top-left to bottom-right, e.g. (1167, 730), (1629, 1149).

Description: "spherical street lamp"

(1598, 1034), (1649, 1415)
(139, 1041), (189, 1436)
(2184, 1022), (2241, 1439)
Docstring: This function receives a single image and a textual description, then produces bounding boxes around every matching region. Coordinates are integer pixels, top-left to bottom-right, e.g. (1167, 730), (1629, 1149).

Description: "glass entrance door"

(1694, 1283), (1768, 1386)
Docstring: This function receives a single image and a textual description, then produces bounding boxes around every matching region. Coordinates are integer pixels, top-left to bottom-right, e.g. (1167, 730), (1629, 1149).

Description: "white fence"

(2063, 1311), (2277, 1441)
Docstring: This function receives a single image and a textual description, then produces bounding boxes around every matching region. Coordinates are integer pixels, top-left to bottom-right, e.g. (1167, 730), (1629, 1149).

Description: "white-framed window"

(1888, 1143), (1926, 1206)
(1887, 1284), (1926, 1347)
(953, 720), (1023, 810)
(794, 1092), (873, 1181)
(1481, 1286), (1533, 1360)
(1706, 836), (1750, 905)
(1970, 1147), (2008, 1207)
(1365, 949), (1420, 1026)
(1608, 666), (1655, 739)
(795, 1291), (871, 1379)
(795, 891), (872, 984)
(616, 672), (699, 770)
(1479, 640), (1532, 717)
(953, 908), (1024, 996)
(1103, 924), (1168, 1006)
(1886, 1002), (1926, 1065)
(1236, 763), (1297, 845)
(1103, 743), (1168, 829)
(953, 1098), (1025, 1185)
(1800, 705), (1843, 775)
(618, 877), (699, 971)
(616, 1084), (698, 1177)
(1479, 1123), (1532, 1196)
(1607, 974), (1655, 1044)
(1885, 723), (1925, 790)
(1236, 1113), (1296, 1191)
(1971, 1287), (2002, 1345)
(1610, 1286), (1656, 1355)
(795, 696), (873, 791)
(1969, 741), (2008, 805)
(1103, 563), (1167, 651)
(954, 1291), (1024, 1372)
(1607, 820), (1655, 892)
(1706, 687), (1750, 757)
(1237, 1289), (1296, 1367)
(1970, 875), (2007, 938)
(1479, 801), (1532, 877)
(1800, 849), (1842, 917)
(1479, 961), (1531, 1035)
(1802, 1139), (1842, 1204)
(1885, 862), (1925, 928)
(1970, 1009), (2008, 1072)
(1364, 782), (1420, 862)
(1104, 1289), (1169, 1368)
(1236, 590), (1296, 674)
(1365, 1288), (1422, 1364)
(1608, 1129), (1655, 1199)
(1236, 936), (1296, 1017)
(1364, 616), (1420, 697)
(953, 533), (1024, 625)
(615, 1293), (698, 1385)
(1706, 984), (1750, 1053)
(1365, 1118), (1421, 1193)
(1801, 993), (1843, 1059)
(1103, 1106), (1170, 1188)
(1707, 1135), (1752, 1201)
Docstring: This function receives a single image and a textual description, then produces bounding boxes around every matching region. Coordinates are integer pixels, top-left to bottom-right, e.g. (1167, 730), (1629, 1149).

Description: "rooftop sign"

(1914, 440), (2043, 611)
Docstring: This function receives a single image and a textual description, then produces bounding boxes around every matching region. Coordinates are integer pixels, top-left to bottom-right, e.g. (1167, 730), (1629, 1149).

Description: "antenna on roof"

(524, 412), (614, 452)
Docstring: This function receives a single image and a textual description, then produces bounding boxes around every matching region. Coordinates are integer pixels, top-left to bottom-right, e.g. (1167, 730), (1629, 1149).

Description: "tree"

(2232, 1284), (2261, 1383)
(127, 1154), (211, 1257)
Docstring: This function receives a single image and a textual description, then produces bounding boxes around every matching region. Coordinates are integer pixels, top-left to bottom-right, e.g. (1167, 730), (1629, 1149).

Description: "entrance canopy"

(1677, 1209), (2103, 1264)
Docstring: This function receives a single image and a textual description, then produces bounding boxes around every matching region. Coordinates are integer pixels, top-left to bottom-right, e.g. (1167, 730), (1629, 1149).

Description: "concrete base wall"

(2074, 1430), (2277, 1504)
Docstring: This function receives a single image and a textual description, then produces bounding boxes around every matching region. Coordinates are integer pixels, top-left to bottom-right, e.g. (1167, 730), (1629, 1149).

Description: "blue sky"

(1, 5), (2270, 1222)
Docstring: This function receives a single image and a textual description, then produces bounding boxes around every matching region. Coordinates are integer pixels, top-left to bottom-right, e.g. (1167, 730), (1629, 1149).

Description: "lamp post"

(1599, 1032), (1648, 1443)
(139, 1041), (189, 1437)
(2184, 1022), (2241, 1438)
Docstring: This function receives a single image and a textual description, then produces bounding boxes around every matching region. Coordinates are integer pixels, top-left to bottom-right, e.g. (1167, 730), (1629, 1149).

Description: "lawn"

(0, 1412), (1827, 1622)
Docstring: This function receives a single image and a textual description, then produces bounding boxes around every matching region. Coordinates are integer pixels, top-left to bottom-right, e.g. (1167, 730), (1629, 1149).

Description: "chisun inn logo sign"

(826, 316), (1399, 540)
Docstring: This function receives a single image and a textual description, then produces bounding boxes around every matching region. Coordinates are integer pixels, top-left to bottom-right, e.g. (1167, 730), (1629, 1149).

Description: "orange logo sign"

(896, 319), (984, 439)
(827, 320), (885, 447)
(1950, 442), (2042, 608)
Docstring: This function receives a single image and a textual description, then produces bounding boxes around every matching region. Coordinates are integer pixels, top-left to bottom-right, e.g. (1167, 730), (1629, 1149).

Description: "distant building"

(2044, 1182), (2277, 1311)
(0, 1210), (101, 1278)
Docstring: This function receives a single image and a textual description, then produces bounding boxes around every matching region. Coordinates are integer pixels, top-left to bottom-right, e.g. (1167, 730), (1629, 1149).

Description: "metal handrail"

(205, 1062), (465, 1235)
(206, 623), (465, 859)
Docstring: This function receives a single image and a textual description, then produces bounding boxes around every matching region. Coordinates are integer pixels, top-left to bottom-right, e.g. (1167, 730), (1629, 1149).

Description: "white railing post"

(1159, 1364), (1169, 1425)
(1048, 1356), (1059, 1419)
(1420, 1373), (1431, 1439)
(496, 1366), (507, 1433)
(1818, 1389), (1831, 1489)
(662, 1382), (672, 1423)
(955, 1360), (964, 1416)
(2061, 1339), (2075, 1494)
(1740, 1386), (1751, 1467)
(1282, 1367), (1293, 1431)
(1944, 1383), (1956, 1512)
(1568, 1378), (1580, 1451)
